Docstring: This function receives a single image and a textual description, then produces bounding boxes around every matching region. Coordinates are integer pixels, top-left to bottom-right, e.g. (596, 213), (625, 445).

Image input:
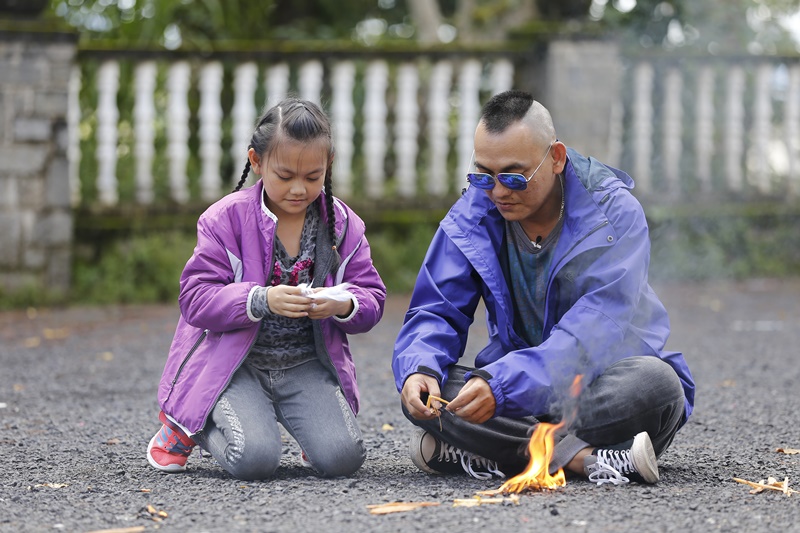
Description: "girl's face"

(249, 138), (331, 220)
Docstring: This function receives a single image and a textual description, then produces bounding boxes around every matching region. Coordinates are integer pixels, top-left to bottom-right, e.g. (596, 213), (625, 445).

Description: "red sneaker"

(146, 412), (196, 473)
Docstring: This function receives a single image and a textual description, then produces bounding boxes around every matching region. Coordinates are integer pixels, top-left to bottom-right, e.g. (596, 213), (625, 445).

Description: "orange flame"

(481, 375), (583, 495)
(493, 420), (567, 493)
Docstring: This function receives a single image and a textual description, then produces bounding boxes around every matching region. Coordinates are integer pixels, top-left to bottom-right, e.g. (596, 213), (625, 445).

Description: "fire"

(480, 375), (583, 495)
(494, 420), (566, 493)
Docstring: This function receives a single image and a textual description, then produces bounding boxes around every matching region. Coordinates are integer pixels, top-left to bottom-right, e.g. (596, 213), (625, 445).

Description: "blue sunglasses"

(466, 142), (553, 191)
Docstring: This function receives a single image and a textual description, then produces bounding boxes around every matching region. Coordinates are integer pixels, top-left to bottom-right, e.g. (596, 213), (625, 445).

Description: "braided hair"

(234, 98), (338, 251)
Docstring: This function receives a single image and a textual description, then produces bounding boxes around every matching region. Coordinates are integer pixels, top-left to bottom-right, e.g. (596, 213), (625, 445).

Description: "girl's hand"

(305, 293), (355, 320)
(266, 285), (314, 318)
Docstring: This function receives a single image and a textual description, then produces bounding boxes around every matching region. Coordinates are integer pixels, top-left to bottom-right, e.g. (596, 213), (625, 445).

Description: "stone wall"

(0, 27), (77, 297)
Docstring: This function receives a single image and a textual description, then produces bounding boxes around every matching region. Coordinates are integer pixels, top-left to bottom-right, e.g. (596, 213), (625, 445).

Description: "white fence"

(70, 47), (800, 209)
(70, 49), (516, 207)
(617, 55), (800, 202)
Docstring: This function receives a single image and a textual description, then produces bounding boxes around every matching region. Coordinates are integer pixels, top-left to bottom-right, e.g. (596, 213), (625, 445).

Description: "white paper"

(297, 283), (354, 302)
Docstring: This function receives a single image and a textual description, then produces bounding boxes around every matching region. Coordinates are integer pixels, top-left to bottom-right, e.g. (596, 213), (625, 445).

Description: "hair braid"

(233, 159), (251, 192)
(324, 164), (337, 251)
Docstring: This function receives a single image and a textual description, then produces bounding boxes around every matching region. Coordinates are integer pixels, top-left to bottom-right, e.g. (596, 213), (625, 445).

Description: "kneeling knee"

(224, 447), (281, 481)
(308, 446), (365, 478)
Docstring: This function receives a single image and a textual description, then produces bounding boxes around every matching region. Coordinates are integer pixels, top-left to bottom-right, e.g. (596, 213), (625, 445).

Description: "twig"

(426, 395), (450, 431)
(733, 477), (797, 496)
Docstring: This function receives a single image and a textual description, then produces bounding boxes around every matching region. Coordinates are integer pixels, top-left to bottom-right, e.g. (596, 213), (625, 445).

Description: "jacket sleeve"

(332, 233), (386, 335)
(177, 211), (259, 332)
(476, 194), (658, 418)
(391, 227), (483, 391)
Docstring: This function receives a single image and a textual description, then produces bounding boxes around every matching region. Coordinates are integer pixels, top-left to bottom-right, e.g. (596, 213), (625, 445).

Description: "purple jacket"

(393, 148), (695, 423)
(158, 182), (386, 435)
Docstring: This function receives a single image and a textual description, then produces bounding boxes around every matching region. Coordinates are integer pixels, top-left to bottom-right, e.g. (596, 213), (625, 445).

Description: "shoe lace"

(596, 448), (636, 476)
(157, 426), (193, 456)
(437, 442), (505, 480)
(586, 461), (630, 486)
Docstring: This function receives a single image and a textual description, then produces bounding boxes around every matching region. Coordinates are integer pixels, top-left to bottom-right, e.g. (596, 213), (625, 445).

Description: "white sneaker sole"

(630, 432), (659, 484)
(147, 432), (188, 473)
(408, 428), (440, 475)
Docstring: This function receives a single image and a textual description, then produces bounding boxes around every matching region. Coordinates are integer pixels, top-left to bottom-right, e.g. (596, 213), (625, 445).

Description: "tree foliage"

(48, 0), (392, 47)
(47, 0), (800, 53)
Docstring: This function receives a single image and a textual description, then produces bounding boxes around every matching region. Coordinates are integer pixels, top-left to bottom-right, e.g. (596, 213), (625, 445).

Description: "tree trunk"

(407, 0), (443, 44)
(455, 0), (540, 42)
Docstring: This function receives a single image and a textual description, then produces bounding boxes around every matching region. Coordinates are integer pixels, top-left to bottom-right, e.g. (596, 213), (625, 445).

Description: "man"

(392, 90), (694, 485)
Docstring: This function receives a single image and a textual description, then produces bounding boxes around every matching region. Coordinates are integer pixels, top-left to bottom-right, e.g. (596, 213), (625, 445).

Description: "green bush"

(66, 222), (438, 306)
(72, 231), (196, 305)
(367, 223), (437, 294)
(5, 205), (799, 310)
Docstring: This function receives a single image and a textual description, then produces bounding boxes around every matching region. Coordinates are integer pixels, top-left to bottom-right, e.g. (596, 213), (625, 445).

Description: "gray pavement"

(1, 279), (799, 532)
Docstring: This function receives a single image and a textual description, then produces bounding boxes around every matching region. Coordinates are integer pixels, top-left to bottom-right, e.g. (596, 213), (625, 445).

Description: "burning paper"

(479, 421), (566, 495)
(479, 375), (583, 495)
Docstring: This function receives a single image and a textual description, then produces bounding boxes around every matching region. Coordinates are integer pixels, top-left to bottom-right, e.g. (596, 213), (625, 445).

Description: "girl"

(146, 98), (386, 480)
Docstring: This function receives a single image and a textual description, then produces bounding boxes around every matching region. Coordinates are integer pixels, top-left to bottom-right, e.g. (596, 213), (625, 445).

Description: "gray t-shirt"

(505, 218), (563, 347)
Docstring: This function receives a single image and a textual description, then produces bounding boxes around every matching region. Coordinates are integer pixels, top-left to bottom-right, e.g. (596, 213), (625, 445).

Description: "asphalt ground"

(1, 278), (799, 532)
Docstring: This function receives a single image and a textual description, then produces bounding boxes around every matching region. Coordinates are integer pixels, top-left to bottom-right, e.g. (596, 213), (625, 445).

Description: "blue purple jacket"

(392, 148), (695, 423)
(158, 182), (386, 435)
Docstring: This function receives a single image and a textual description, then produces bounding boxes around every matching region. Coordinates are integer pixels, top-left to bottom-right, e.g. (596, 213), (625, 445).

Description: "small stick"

(425, 395), (450, 431)
(426, 395), (449, 406)
(733, 477), (797, 496)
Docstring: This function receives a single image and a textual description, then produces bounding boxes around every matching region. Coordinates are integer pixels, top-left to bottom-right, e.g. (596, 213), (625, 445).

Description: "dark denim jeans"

(403, 356), (686, 475)
(195, 359), (365, 480)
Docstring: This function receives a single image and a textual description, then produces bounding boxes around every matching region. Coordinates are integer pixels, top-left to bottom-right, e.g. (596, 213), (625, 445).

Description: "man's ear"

(551, 141), (567, 174)
(248, 148), (261, 172)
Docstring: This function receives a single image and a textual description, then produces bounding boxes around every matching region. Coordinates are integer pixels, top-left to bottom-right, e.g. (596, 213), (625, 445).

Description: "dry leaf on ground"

(89, 526), (146, 533)
(367, 501), (440, 515)
(776, 448), (800, 455)
(453, 494), (520, 507)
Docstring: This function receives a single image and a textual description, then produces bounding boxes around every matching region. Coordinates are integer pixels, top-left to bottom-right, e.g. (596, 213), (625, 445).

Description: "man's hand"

(401, 373), (442, 420)
(446, 377), (496, 423)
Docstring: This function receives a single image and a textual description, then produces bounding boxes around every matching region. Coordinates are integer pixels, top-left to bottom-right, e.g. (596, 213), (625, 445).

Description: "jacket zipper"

(165, 329), (208, 402)
(194, 244), (273, 432)
(554, 220), (610, 274)
(540, 219), (611, 331)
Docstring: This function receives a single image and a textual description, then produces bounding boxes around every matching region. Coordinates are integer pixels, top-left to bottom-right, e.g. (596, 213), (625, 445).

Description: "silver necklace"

(532, 174), (565, 249)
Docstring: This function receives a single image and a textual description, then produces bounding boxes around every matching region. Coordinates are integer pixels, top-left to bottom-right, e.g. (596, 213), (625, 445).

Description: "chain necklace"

(532, 173), (565, 249)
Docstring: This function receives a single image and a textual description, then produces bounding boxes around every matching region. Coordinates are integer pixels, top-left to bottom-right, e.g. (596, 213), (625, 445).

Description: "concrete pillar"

(540, 39), (623, 165)
(0, 19), (78, 297)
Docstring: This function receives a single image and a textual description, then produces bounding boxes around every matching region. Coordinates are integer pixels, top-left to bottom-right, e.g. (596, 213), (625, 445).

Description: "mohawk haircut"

(480, 90), (535, 133)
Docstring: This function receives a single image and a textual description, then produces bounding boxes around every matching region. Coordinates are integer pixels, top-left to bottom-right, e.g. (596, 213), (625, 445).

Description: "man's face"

(472, 121), (560, 227)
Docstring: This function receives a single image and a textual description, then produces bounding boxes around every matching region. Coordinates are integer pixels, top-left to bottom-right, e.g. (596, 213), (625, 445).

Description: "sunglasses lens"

(497, 174), (528, 191)
(466, 173), (495, 189)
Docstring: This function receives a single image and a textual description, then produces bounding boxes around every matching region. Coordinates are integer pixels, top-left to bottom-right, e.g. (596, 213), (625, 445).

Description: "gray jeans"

(403, 356), (686, 475)
(195, 359), (365, 480)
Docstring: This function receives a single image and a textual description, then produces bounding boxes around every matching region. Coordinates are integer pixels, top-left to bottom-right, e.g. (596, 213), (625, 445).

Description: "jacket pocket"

(164, 329), (208, 403)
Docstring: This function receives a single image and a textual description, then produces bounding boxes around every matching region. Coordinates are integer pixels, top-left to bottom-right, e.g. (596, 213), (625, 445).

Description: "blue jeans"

(195, 359), (365, 480)
(403, 356), (686, 475)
